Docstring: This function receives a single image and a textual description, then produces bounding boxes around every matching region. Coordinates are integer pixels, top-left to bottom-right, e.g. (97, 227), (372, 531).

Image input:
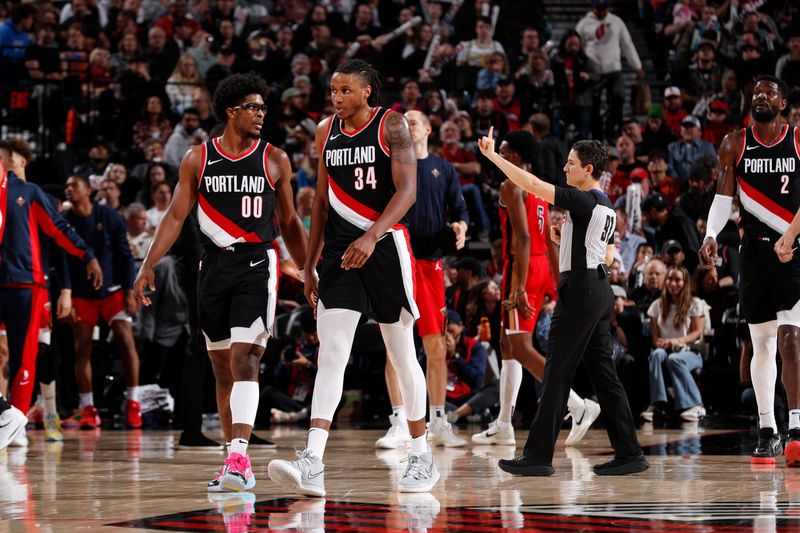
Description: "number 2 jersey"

(735, 124), (800, 240)
(321, 107), (399, 254)
(196, 137), (277, 249)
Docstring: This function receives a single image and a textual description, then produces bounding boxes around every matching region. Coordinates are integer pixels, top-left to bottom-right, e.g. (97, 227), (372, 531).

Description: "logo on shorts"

(16, 196), (25, 206)
(96, 223), (104, 232)
(19, 369), (29, 386)
(432, 169), (440, 178)
(249, 259), (266, 268)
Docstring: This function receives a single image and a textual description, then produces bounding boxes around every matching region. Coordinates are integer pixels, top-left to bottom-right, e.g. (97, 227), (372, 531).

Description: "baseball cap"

(662, 239), (683, 253)
(681, 115), (702, 128)
(647, 103), (664, 120)
(709, 100), (729, 114)
(591, 0), (609, 8)
(281, 87), (303, 102)
(629, 167), (649, 181)
(446, 309), (463, 325)
(608, 147), (620, 159)
(663, 86), (681, 98)
(454, 257), (482, 277)
(497, 77), (515, 86)
(642, 191), (668, 211)
(611, 284), (628, 299)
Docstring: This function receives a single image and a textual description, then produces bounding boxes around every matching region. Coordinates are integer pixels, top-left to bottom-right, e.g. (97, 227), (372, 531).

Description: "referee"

(478, 130), (648, 476)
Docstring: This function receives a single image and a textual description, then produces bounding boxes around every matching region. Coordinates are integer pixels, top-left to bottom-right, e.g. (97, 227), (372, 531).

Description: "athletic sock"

(391, 405), (407, 427)
(229, 437), (248, 457)
(79, 392), (94, 408)
(567, 390), (585, 414)
(410, 434), (427, 455)
(41, 382), (57, 415)
(790, 410), (800, 430)
(430, 405), (445, 424)
(760, 412), (778, 432)
(126, 386), (140, 403)
(307, 427), (329, 460)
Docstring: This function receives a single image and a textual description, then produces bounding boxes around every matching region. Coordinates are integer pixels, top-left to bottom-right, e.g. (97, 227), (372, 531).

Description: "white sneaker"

(268, 449), (326, 497)
(398, 447), (439, 493)
(268, 498), (326, 532)
(640, 405), (655, 422)
(428, 420), (467, 448)
(564, 399), (601, 446)
(0, 407), (28, 450)
(679, 405), (706, 422)
(471, 420), (515, 446)
(397, 492), (440, 529)
(9, 427), (28, 448)
(375, 419), (411, 449)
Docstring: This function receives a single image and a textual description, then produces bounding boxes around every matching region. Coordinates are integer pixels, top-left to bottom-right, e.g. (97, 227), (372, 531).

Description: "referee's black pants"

(523, 269), (642, 463)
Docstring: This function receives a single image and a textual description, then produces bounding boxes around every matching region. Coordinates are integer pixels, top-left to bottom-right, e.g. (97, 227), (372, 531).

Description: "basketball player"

(700, 76), (800, 465)
(479, 130), (648, 476)
(268, 60), (439, 496)
(133, 73), (308, 491)
(376, 109), (469, 450)
(472, 130), (601, 448)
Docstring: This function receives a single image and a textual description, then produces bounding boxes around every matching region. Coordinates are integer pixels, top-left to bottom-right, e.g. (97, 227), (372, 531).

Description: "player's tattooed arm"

(715, 129), (740, 197)
(385, 112), (416, 164)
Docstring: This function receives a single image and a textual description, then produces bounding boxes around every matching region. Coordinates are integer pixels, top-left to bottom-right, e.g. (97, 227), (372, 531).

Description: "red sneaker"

(80, 405), (101, 430)
(126, 400), (142, 429)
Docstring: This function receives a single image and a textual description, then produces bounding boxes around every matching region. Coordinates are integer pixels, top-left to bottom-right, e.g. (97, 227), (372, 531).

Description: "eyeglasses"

(233, 103), (267, 114)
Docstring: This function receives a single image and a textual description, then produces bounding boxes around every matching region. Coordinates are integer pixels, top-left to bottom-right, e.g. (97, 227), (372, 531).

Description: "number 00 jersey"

(321, 107), (398, 253)
(196, 137), (277, 249)
(735, 124), (800, 240)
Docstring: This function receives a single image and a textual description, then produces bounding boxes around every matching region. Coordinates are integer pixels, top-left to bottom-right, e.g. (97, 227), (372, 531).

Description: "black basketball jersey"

(736, 124), (800, 239)
(321, 107), (398, 252)
(196, 137), (277, 249)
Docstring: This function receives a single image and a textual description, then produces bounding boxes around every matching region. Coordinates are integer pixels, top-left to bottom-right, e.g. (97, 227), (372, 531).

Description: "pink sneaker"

(218, 453), (256, 492)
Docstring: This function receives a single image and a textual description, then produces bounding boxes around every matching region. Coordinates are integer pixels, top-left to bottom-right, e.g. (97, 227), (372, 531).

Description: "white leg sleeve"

(230, 381), (260, 427)
(379, 310), (427, 422)
(777, 300), (800, 328)
(499, 359), (523, 424)
(309, 302), (361, 422)
(749, 321), (778, 431)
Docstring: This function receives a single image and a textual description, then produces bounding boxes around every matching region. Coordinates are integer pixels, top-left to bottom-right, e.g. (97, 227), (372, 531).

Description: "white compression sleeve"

(749, 321), (778, 431)
(230, 381), (260, 426)
(705, 194), (733, 241)
(379, 310), (427, 422)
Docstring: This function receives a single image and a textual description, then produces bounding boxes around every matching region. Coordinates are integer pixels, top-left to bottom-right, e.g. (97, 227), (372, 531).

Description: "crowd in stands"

(0, 0), (799, 430)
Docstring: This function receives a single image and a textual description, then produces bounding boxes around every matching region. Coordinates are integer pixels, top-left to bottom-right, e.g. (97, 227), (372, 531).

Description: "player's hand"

(341, 233), (377, 270)
(56, 290), (72, 319)
(134, 263), (156, 306)
(124, 290), (140, 315)
(550, 225), (561, 245)
(775, 233), (796, 263)
(477, 126), (496, 157)
(451, 221), (467, 250)
(698, 236), (718, 269)
(86, 259), (103, 290)
(304, 269), (319, 317)
(515, 289), (532, 319)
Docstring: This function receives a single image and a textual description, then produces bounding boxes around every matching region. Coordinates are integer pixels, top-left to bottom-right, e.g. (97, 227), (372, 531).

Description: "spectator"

(474, 89), (509, 142)
(464, 278), (503, 357)
(621, 117), (648, 161)
(132, 95), (173, 151)
(192, 86), (216, 132)
(647, 150), (682, 205)
(667, 115), (717, 183)
(0, 3), (36, 65)
(608, 133), (647, 203)
(662, 86), (689, 136)
(99, 179), (124, 214)
(715, 68), (745, 126)
(74, 141), (112, 182)
(510, 26), (543, 74)
(165, 54), (203, 114)
(296, 187), (314, 233)
(212, 19), (246, 57)
(24, 23), (64, 81)
(494, 78), (525, 131)
(137, 161), (171, 207)
(154, 0), (199, 39)
(517, 49), (554, 116)
(390, 79), (424, 113)
(692, 267), (737, 332)
(204, 46), (236, 96)
(642, 191), (701, 271)
(551, 29), (593, 141)
(125, 203), (152, 266)
(476, 51), (509, 91)
(641, 104), (677, 155)
(146, 182), (172, 231)
(703, 99), (734, 147)
(616, 208), (647, 274)
(446, 257), (483, 324)
(111, 32), (143, 76)
(442, 310), (489, 417)
(576, 0), (644, 141)
(144, 26), (179, 85)
(789, 102), (800, 129)
(642, 265), (706, 422)
(526, 113), (568, 187)
(677, 156), (715, 222)
(660, 239), (686, 268)
(776, 30), (800, 91)
(679, 41), (722, 110)
(456, 16), (505, 68)
(163, 107), (206, 168)
(631, 257), (667, 315)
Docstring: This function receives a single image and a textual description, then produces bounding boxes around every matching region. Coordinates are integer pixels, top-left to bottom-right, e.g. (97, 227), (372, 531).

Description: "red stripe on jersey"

(752, 123), (788, 148)
(339, 107), (379, 136)
(263, 143), (276, 189)
(197, 143), (207, 190)
(738, 176), (794, 224)
(197, 194), (261, 242)
(31, 201), (86, 259)
(212, 137), (259, 160)
(795, 127), (800, 159)
(319, 117), (335, 157)
(736, 128), (746, 166)
(378, 110), (392, 157)
(28, 205), (44, 285)
(328, 175), (381, 221)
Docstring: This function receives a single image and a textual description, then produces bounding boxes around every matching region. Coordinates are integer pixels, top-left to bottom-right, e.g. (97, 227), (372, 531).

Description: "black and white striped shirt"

(555, 187), (616, 273)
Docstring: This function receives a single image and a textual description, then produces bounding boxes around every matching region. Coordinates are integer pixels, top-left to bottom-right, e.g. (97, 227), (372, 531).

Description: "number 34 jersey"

(321, 107), (399, 253)
(196, 137), (278, 249)
(735, 124), (800, 240)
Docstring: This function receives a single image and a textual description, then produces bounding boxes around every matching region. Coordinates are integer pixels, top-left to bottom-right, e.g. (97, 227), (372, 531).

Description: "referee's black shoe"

(593, 453), (649, 476)
(498, 456), (554, 476)
(249, 433), (278, 449)
(751, 427), (783, 464)
(176, 431), (224, 450)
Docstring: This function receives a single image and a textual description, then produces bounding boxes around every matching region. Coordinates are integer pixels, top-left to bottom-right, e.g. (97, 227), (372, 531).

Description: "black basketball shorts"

(317, 227), (419, 324)
(739, 237), (800, 325)
(198, 245), (278, 350)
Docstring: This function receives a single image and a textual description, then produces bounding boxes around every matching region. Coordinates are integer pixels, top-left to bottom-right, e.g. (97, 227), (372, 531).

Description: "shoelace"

(224, 454), (250, 474)
(400, 455), (428, 481)
(292, 449), (319, 471)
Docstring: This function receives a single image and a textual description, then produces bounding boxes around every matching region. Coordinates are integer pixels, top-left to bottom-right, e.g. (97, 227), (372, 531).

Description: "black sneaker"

(593, 453), (649, 476)
(249, 432), (278, 449)
(176, 431), (223, 450)
(752, 427), (783, 464)
(786, 428), (800, 467)
(498, 456), (554, 476)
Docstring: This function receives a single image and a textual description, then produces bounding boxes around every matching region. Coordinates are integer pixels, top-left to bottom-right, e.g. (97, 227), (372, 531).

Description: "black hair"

(571, 140), (608, 180)
(212, 72), (269, 123)
(11, 3), (37, 25)
(502, 130), (538, 166)
(476, 16), (492, 26)
(182, 106), (200, 117)
(69, 174), (91, 188)
(334, 59), (382, 107)
(755, 75), (790, 100)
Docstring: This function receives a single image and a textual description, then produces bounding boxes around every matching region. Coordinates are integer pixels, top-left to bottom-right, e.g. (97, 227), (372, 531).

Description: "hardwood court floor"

(2, 424), (800, 532)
